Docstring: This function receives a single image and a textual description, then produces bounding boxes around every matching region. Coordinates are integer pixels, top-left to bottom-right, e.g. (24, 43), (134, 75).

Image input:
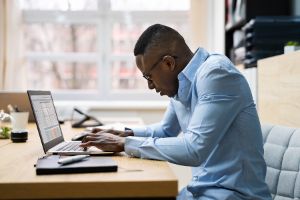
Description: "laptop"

(27, 90), (114, 155)
(0, 91), (35, 122)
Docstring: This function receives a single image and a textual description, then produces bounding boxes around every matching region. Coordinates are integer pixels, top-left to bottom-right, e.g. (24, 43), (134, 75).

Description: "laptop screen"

(31, 94), (62, 143)
(28, 91), (64, 152)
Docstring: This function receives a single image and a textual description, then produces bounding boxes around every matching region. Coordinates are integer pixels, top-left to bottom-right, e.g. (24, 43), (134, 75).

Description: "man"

(81, 24), (271, 200)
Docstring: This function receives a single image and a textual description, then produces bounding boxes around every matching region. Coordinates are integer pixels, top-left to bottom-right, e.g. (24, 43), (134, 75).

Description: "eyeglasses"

(142, 55), (177, 81)
(142, 56), (163, 81)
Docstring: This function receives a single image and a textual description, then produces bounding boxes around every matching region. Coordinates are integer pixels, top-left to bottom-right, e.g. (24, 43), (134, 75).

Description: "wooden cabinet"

(258, 51), (300, 127)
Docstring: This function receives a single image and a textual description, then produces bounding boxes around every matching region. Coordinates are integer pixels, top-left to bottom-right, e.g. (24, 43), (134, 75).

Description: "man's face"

(135, 53), (178, 97)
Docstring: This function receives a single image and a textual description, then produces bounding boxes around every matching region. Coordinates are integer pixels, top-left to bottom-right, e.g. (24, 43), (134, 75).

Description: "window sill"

(55, 100), (169, 110)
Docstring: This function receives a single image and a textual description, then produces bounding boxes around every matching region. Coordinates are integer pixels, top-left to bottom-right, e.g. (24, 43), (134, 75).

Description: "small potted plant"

(0, 127), (11, 139)
(0, 110), (12, 139)
(284, 41), (300, 54)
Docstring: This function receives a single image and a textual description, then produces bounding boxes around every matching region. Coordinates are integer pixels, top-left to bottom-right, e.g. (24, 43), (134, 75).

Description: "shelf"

(224, 0), (291, 62)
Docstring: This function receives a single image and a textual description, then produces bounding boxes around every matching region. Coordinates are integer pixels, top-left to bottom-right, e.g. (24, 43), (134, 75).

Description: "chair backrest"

(261, 124), (300, 200)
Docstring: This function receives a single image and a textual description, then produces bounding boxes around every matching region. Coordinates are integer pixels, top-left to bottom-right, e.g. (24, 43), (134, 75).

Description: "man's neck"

(177, 50), (194, 73)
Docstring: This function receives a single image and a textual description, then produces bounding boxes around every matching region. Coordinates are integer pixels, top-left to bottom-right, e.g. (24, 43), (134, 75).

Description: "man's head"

(134, 24), (192, 97)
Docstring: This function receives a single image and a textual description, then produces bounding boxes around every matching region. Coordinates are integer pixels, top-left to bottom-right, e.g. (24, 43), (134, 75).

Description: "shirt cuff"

(124, 136), (147, 158)
(130, 126), (149, 137)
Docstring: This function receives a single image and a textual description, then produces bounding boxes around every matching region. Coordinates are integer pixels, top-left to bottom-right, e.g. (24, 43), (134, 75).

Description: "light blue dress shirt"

(125, 48), (272, 200)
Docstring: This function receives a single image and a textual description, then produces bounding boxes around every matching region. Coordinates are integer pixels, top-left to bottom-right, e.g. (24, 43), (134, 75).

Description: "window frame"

(22, 0), (189, 101)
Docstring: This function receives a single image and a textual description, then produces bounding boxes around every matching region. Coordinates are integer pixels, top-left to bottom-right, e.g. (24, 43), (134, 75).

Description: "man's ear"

(162, 56), (176, 71)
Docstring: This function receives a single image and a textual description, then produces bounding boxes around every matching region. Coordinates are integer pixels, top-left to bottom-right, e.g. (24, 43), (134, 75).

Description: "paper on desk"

(85, 122), (139, 132)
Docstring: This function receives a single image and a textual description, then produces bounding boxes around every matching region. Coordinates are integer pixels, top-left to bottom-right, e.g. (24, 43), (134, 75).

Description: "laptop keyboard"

(56, 142), (83, 152)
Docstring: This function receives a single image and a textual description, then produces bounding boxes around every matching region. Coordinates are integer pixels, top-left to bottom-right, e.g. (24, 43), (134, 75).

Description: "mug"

(10, 112), (29, 131)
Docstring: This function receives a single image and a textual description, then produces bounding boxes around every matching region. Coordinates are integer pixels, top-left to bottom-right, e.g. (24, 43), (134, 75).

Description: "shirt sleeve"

(130, 101), (181, 138)
(125, 66), (245, 166)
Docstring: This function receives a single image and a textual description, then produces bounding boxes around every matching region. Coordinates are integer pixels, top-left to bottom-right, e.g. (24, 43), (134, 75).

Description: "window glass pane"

(110, 0), (190, 11)
(27, 61), (98, 90)
(24, 23), (97, 53)
(111, 61), (147, 90)
(112, 22), (190, 54)
(111, 22), (190, 91)
(19, 0), (98, 10)
(112, 23), (148, 54)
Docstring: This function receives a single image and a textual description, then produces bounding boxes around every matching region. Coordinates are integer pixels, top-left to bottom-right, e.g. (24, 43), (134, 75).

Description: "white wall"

(240, 68), (257, 105)
(190, 0), (225, 53)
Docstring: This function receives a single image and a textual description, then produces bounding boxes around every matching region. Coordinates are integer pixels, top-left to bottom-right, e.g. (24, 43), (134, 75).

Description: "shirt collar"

(174, 48), (209, 103)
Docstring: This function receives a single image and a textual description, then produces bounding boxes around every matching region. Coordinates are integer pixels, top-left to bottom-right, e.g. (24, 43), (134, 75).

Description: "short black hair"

(133, 24), (185, 56)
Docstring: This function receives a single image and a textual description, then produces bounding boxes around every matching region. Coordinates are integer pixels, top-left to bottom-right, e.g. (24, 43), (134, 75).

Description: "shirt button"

(193, 176), (198, 181)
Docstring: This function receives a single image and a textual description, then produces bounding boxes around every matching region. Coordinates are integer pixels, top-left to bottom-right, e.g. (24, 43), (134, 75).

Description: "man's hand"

(80, 132), (125, 152)
(90, 128), (133, 137)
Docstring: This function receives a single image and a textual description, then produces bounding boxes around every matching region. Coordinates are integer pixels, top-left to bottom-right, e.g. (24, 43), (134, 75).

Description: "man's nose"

(147, 80), (155, 90)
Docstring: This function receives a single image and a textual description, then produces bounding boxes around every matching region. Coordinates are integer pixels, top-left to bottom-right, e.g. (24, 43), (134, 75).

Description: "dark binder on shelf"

(35, 155), (118, 175)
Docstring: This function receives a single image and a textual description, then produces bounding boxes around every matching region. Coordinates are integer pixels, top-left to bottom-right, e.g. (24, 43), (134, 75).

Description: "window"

(20, 0), (191, 101)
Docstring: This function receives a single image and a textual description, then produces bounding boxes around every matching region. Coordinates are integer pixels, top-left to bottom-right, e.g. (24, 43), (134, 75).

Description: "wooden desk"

(0, 123), (13, 148)
(0, 137), (12, 148)
(0, 123), (178, 199)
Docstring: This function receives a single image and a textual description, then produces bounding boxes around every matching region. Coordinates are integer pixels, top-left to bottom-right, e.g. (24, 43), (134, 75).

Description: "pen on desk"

(58, 155), (90, 165)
